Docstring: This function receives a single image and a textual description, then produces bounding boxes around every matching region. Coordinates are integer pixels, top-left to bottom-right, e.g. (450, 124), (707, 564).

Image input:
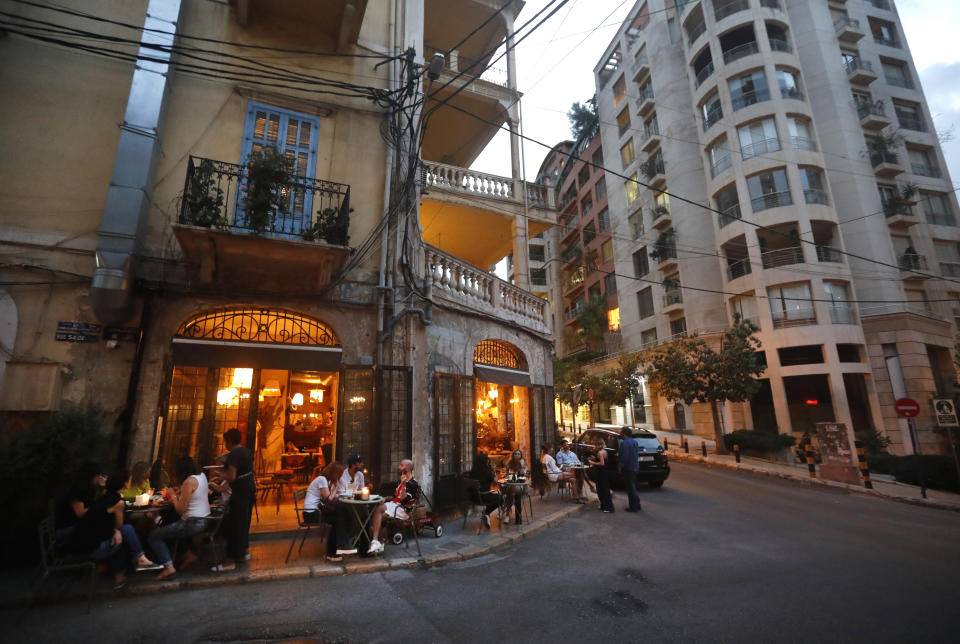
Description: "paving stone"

(248, 566), (311, 583)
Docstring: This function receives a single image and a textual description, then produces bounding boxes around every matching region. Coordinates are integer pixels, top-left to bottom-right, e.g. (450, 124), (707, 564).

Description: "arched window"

(175, 307), (338, 346)
(473, 339), (527, 370)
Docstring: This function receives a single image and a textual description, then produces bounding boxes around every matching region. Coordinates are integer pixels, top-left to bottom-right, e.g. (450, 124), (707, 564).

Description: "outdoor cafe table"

(498, 479), (533, 520)
(338, 495), (384, 549)
(124, 500), (171, 517)
(563, 464), (590, 502)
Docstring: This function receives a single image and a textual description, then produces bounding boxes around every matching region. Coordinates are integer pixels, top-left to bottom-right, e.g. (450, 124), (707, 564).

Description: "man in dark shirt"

(215, 428), (255, 571)
(54, 462), (103, 538)
(619, 427), (642, 512)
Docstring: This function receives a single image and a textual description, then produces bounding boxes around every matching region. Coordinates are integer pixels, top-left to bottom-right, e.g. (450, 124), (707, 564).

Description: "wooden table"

(338, 496), (384, 549)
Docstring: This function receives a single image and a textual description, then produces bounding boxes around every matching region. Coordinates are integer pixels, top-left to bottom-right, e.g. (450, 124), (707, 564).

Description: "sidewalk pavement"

(1, 490), (588, 609)
(564, 422), (960, 513)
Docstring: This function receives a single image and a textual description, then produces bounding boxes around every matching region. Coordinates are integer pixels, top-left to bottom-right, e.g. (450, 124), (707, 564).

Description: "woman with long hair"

(588, 437), (615, 513)
(301, 462), (355, 561)
(468, 451), (502, 528)
(149, 456), (212, 580)
(502, 449), (527, 525)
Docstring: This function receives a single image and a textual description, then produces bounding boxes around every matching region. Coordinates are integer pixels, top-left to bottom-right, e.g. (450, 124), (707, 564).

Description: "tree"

(639, 314), (764, 453)
(575, 296), (609, 351)
(593, 352), (644, 427)
(567, 97), (598, 141)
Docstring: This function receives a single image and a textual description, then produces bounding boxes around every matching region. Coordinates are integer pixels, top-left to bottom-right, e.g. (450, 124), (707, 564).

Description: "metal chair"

(460, 477), (497, 534)
(286, 488), (331, 563)
(37, 516), (98, 613)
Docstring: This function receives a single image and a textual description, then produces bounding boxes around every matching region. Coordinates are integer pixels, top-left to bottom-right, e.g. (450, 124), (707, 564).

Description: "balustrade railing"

(750, 189), (792, 212)
(424, 245), (549, 332)
(695, 62), (715, 88)
(726, 258), (752, 280)
(723, 41), (759, 64)
(423, 161), (553, 209)
(761, 246), (804, 268)
(741, 137), (780, 159)
(804, 189), (830, 206)
(731, 87), (771, 111)
(816, 246), (844, 263)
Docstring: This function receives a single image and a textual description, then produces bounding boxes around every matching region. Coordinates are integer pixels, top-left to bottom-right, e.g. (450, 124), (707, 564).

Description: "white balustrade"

(424, 245), (549, 333)
(424, 161), (554, 210)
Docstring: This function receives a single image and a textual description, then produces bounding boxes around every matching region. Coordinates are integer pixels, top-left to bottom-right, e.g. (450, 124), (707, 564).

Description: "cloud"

(918, 62), (960, 187)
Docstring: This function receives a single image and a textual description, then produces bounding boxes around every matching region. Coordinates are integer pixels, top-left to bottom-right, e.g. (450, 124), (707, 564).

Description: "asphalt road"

(5, 462), (959, 643)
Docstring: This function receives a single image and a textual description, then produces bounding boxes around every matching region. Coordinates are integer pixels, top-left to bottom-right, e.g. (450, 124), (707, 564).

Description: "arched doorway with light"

(156, 306), (351, 531)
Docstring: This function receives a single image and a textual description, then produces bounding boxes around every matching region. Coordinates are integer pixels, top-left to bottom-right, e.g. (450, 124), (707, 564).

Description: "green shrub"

(867, 454), (959, 493)
(0, 407), (118, 567)
(723, 429), (796, 453)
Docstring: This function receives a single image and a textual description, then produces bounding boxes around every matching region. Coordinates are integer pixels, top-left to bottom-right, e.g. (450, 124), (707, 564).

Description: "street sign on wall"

(933, 399), (959, 427)
(894, 398), (920, 418)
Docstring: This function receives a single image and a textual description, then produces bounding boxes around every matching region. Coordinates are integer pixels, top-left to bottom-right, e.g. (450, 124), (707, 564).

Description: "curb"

(671, 452), (960, 513)
(4, 502), (587, 609)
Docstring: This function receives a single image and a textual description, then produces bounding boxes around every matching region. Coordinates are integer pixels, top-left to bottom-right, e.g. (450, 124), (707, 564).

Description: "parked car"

(572, 428), (670, 489)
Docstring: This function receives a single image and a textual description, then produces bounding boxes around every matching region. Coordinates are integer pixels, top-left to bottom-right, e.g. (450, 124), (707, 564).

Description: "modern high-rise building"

(589, 0), (958, 455)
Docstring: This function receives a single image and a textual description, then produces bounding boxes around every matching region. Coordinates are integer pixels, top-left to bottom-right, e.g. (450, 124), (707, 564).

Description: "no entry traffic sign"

(894, 398), (920, 418)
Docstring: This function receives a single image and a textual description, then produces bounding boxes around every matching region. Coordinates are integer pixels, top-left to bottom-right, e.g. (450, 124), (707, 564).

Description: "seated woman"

(302, 462), (355, 562)
(468, 451), (502, 528)
(121, 461), (152, 501)
(540, 443), (578, 494)
(66, 470), (161, 589)
(502, 449), (527, 526)
(148, 457), (212, 580)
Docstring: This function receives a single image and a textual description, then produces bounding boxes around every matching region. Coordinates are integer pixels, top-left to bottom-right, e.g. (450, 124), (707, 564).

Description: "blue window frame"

(239, 102), (320, 236)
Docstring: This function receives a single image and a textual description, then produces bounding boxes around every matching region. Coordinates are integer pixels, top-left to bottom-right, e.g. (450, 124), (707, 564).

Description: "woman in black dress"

(588, 437), (615, 513)
(468, 451), (502, 528)
(214, 428), (255, 571)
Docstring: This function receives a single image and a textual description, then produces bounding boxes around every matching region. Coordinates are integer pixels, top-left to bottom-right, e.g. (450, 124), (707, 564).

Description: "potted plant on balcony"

(648, 227), (676, 261)
(653, 202), (670, 218)
(181, 158), (227, 229)
(640, 155), (663, 181)
(242, 147), (292, 235)
(302, 205), (352, 246)
(863, 129), (903, 165)
(893, 182), (918, 206)
(662, 276), (680, 291)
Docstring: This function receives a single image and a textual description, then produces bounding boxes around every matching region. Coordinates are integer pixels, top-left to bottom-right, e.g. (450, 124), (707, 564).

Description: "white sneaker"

(503, 515), (511, 524)
(368, 540), (384, 554)
(336, 547), (358, 555)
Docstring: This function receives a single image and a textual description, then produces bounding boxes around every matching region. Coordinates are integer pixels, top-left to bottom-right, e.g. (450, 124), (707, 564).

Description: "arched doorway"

(433, 339), (548, 507)
(159, 307), (345, 512)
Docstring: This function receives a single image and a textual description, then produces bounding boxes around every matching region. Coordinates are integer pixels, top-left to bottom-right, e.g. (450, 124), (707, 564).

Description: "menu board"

(815, 422), (860, 484)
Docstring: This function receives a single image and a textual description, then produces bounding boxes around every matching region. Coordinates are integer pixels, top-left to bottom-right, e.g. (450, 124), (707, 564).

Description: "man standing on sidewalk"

(619, 427), (641, 512)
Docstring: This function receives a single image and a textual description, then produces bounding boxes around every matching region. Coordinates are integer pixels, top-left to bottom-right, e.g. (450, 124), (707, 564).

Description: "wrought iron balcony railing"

(178, 156), (351, 244)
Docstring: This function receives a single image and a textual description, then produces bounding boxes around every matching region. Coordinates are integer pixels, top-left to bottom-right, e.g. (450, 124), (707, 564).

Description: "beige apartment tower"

(591, 0), (958, 455)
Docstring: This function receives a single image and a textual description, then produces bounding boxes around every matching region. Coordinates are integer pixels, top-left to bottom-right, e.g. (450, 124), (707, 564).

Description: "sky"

(470, 0), (960, 189)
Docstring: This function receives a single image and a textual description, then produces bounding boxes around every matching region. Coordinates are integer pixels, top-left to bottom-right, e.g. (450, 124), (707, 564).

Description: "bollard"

(854, 440), (873, 489)
(683, 438), (689, 453)
(733, 443), (741, 463)
(663, 437), (669, 450)
(805, 443), (816, 478)
(701, 442), (707, 457)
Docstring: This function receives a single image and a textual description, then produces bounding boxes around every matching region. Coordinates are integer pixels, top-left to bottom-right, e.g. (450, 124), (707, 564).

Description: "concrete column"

(512, 216), (530, 290)
(828, 372), (859, 465)
(768, 370), (793, 434)
(502, 11), (522, 180)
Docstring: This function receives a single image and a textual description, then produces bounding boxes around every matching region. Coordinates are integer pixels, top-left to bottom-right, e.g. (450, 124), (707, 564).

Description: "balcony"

(760, 0), (783, 8)
(723, 41), (759, 65)
(925, 210), (957, 226)
(898, 115), (927, 132)
(791, 136), (818, 152)
(834, 17), (865, 43)
(718, 204), (742, 228)
(761, 246), (804, 269)
(173, 156), (351, 292)
(750, 190), (793, 212)
(687, 22), (706, 47)
(711, 155), (733, 178)
(561, 244), (583, 266)
(804, 189), (830, 206)
(768, 38), (792, 53)
(845, 58), (878, 85)
(726, 258), (752, 281)
(911, 162), (942, 178)
(886, 75), (914, 90)
(714, 0), (749, 22)
(898, 252), (929, 278)
(425, 245), (551, 335)
(564, 267), (586, 294)
(632, 54), (650, 82)
(640, 124), (662, 153)
(695, 62), (715, 89)
(741, 137), (781, 160)
(874, 35), (901, 48)
(641, 156), (666, 188)
(829, 306), (858, 325)
(857, 100), (891, 131)
(816, 246), (845, 263)
(703, 105), (724, 132)
(883, 201), (920, 228)
(869, 150), (904, 178)
(654, 244), (678, 271)
(731, 87), (771, 111)
(771, 308), (817, 329)
(860, 302), (948, 323)
(636, 86), (655, 116)
(424, 161), (553, 210)
(780, 85), (804, 101)
(662, 290), (684, 313)
(652, 205), (672, 230)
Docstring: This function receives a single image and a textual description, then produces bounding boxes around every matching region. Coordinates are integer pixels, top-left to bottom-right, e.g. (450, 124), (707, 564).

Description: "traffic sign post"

(894, 397), (926, 498)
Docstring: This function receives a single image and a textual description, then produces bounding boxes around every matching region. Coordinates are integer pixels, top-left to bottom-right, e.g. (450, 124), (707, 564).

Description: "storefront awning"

(172, 338), (343, 371)
(474, 364), (531, 387)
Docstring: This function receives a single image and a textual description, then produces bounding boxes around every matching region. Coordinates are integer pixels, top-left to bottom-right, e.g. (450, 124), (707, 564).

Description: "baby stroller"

(377, 483), (444, 552)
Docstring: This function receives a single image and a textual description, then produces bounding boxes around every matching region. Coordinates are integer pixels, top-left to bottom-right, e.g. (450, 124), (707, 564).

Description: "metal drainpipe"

(90, 0), (184, 324)
(376, 0), (398, 370)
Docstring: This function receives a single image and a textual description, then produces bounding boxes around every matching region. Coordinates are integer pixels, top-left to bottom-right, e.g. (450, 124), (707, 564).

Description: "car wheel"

(648, 480), (665, 489)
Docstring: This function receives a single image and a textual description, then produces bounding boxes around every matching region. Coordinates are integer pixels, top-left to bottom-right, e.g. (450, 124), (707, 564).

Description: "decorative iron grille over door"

(378, 366), (412, 486)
